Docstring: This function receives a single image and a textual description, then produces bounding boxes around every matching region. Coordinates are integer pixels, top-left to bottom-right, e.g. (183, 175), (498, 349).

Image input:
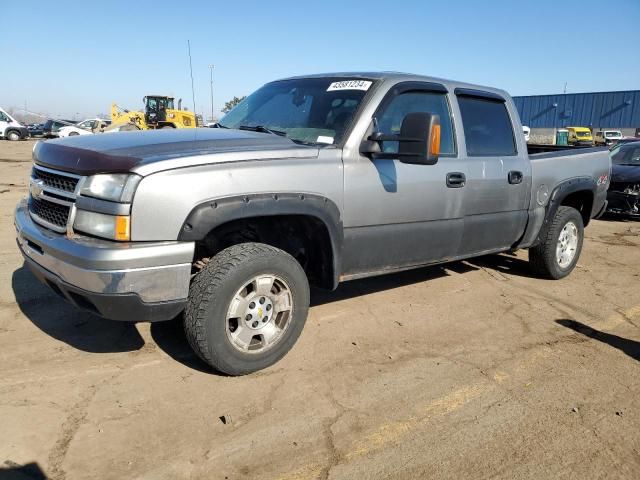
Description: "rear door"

(454, 90), (530, 256)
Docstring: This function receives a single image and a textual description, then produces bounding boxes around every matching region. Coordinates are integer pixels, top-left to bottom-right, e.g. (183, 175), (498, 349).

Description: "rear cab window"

(456, 91), (517, 156)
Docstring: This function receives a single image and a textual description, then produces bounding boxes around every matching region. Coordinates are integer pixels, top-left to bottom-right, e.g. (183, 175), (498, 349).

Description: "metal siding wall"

(514, 91), (640, 129)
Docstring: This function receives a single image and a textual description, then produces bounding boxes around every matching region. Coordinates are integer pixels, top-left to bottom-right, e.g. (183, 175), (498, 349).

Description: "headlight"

(80, 174), (141, 202)
(74, 210), (130, 241)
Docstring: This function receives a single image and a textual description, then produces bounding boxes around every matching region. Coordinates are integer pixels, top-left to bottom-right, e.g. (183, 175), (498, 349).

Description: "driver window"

(0, 112), (9, 122)
(376, 91), (456, 155)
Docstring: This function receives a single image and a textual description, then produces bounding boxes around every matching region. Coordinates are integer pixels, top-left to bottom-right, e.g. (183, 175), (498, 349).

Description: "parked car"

(0, 107), (29, 141)
(42, 119), (77, 138)
(567, 126), (594, 146)
(609, 137), (640, 149)
(594, 130), (622, 146)
(27, 123), (44, 137)
(58, 118), (111, 137)
(606, 141), (640, 217)
(15, 72), (611, 375)
(523, 125), (530, 142)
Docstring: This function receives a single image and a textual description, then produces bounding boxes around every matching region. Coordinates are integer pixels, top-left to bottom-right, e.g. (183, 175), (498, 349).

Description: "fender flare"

(534, 176), (596, 245)
(178, 193), (343, 288)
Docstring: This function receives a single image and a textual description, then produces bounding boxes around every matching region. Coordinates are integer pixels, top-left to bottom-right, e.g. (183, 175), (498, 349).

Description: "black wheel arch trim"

(534, 176), (597, 246)
(178, 193), (343, 289)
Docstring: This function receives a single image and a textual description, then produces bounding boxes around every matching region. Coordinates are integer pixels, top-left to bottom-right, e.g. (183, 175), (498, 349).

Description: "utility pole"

(209, 64), (215, 122)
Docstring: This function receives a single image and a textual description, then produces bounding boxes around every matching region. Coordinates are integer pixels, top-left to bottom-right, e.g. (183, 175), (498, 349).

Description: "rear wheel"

(69, 131), (79, 136)
(184, 243), (310, 375)
(529, 206), (584, 279)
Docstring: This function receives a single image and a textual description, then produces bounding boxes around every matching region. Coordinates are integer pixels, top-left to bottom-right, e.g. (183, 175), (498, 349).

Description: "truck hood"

(611, 164), (640, 183)
(33, 128), (319, 176)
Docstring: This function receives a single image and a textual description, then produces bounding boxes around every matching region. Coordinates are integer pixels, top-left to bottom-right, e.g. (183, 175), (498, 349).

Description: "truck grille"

(32, 167), (79, 193)
(29, 196), (71, 229)
(28, 165), (81, 233)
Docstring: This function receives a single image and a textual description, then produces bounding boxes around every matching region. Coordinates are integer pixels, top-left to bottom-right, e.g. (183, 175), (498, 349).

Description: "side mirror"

(360, 112), (441, 165)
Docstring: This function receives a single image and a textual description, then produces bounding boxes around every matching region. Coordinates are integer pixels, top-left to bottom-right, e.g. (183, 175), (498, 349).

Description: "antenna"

(187, 40), (197, 118)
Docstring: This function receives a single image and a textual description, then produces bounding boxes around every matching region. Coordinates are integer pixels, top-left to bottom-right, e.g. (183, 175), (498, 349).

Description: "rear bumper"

(15, 199), (195, 321)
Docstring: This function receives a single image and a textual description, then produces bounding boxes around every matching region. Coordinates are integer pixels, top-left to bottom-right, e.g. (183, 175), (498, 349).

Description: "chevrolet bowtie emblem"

(258, 308), (264, 317)
(30, 179), (45, 200)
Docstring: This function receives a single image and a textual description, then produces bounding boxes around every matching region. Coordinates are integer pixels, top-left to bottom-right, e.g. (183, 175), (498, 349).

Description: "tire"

(184, 243), (310, 375)
(529, 206), (584, 279)
(6, 130), (21, 141)
(69, 131), (79, 136)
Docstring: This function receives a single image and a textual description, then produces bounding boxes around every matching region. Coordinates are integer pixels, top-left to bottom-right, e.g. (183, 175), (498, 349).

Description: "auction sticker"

(327, 80), (372, 92)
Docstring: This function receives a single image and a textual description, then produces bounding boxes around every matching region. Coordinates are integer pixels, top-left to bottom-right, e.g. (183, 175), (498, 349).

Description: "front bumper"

(15, 199), (195, 321)
(606, 191), (640, 217)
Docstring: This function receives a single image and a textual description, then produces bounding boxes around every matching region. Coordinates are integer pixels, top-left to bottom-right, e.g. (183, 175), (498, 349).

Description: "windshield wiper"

(290, 138), (320, 146)
(238, 125), (287, 137)
(210, 122), (229, 128)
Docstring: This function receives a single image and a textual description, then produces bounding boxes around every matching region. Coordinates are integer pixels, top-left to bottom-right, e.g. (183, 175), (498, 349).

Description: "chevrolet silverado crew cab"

(15, 73), (611, 375)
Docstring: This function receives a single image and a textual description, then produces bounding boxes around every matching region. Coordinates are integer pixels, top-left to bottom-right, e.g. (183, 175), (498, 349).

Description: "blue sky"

(3, 0), (639, 120)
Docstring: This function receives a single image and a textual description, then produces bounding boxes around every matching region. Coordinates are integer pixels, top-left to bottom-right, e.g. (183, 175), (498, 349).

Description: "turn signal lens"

(115, 216), (130, 241)
(430, 124), (441, 156)
(73, 211), (131, 241)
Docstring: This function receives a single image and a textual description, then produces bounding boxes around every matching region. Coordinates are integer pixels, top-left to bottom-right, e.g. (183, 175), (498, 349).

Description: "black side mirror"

(360, 112), (441, 165)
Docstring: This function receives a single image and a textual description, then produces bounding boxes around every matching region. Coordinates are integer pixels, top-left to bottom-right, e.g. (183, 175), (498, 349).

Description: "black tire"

(6, 130), (21, 141)
(69, 131), (79, 136)
(529, 206), (584, 279)
(184, 243), (310, 375)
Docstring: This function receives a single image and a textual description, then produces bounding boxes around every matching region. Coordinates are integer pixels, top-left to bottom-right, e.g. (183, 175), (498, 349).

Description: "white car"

(58, 118), (111, 138)
(522, 125), (530, 143)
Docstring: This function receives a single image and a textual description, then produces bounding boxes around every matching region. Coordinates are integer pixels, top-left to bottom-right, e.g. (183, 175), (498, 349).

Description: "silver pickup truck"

(15, 72), (611, 375)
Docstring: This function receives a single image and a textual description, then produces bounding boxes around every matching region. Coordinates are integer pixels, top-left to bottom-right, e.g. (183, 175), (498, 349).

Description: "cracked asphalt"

(1, 140), (639, 480)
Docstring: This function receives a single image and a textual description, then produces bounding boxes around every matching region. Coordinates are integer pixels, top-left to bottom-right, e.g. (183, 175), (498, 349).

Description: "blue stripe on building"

(513, 91), (640, 129)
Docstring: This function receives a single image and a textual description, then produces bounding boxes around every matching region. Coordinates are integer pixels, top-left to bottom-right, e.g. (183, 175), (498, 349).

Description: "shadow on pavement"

(0, 461), (48, 480)
(311, 260), (478, 306)
(149, 319), (214, 374)
(11, 264), (144, 354)
(556, 319), (640, 362)
(464, 253), (539, 279)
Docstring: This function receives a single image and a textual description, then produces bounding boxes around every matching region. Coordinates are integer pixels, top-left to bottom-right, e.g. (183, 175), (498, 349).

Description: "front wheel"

(184, 243), (310, 375)
(6, 130), (21, 141)
(529, 206), (584, 279)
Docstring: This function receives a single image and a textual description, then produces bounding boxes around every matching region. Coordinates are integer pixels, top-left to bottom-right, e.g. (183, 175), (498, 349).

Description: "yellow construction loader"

(110, 95), (197, 131)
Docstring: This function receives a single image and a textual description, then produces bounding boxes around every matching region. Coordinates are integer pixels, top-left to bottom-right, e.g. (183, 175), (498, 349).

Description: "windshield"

(612, 145), (640, 165)
(576, 130), (591, 137)
(605, 131), (622, 138)
(218, 78), (374, 145)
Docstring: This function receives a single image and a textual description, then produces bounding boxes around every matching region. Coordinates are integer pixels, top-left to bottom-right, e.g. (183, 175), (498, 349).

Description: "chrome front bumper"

(15, 199), (195, 321)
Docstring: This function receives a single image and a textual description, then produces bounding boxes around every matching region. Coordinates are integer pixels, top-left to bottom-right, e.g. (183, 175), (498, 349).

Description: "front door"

(0, 110), (11, 137)
(341, 83), (466, 277)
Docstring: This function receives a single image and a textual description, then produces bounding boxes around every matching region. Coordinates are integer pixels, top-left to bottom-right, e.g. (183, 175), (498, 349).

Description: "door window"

(457, 96), (517, 156)
(375, 91), (456, 155)
(0, 112), (10, 122)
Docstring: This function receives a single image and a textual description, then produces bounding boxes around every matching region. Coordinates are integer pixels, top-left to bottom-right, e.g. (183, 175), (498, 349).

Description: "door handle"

(446, 172), (466, 188)
(508, 171), (523, 184)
